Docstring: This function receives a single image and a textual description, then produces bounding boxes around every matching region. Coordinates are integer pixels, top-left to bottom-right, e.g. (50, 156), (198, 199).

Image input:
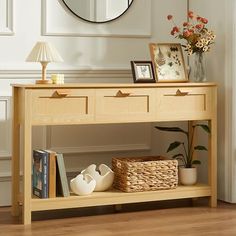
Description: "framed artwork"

(149, 43), (188, 82)
(130, 61), (156, 83)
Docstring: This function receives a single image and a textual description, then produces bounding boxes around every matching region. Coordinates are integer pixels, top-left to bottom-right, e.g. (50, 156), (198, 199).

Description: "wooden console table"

(11, 83), (217, 224)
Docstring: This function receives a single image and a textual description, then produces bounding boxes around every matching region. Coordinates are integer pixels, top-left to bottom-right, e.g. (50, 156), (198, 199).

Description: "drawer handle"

(54, 90), (71, 97)
(175, 89), (189, 96)
(116, 90), (131, 97)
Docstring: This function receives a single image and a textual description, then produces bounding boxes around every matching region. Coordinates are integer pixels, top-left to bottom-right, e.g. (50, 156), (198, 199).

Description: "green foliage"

(155, 123), (210, 168)
(154, 126), (188, 135)
(167, 141), (182, 152)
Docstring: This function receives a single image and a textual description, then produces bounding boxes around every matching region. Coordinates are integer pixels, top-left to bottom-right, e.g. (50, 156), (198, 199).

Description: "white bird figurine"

(81, 164), (114, 191)
(70, 174), (96, 196)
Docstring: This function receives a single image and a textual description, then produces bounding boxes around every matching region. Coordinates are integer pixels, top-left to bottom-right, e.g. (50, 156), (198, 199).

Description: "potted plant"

(155, 124), (210, 185)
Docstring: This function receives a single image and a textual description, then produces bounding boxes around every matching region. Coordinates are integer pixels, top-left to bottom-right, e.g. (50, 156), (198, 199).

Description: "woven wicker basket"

(112, 156), (178, 192)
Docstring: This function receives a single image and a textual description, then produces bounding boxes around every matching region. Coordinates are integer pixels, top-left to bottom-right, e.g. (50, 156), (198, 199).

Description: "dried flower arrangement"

(167, 11), (216, 56)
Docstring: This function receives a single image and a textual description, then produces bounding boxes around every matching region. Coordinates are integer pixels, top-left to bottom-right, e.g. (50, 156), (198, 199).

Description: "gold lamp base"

(36, 79), (52, 84)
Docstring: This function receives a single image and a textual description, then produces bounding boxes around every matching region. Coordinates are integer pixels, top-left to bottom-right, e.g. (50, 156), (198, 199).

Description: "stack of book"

(32, 150), (70, 198)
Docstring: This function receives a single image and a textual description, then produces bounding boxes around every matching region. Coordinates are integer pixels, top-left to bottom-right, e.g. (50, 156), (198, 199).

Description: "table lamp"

(26, 41), (63, 84)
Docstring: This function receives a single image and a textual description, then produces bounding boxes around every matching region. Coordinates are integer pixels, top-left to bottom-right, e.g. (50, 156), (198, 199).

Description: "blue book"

(32, 150), (49, 198)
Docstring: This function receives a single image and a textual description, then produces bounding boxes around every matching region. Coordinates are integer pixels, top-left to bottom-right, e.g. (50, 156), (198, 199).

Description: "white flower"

(202, 28), (208, 34)
(211, 35), (216, 40)
(207, 30), (214, 37)
(187, 49), (193, 56)
(186, 44), (192, 49)
(196, 41), (204, 48)
(203, 46), (209, 52)
(200, 38), (206, 44)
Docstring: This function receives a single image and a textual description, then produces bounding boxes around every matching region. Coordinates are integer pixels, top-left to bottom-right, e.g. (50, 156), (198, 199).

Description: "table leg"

(22, 121), (32, 225)
(209, 118), (217, 207)
(11, 88), (20, 216)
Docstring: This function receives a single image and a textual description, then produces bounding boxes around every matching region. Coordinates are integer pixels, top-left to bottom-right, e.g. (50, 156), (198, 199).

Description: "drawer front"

(156, 87), (213, 121)
(95, 88), (156, 122)
(31, 89), (95, 124)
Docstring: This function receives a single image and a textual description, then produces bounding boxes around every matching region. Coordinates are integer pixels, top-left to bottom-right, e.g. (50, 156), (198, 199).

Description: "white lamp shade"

(26, 41), (63, 62)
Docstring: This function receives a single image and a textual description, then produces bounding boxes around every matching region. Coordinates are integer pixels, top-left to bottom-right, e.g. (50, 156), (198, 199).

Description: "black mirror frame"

(62, 0), (134, 24)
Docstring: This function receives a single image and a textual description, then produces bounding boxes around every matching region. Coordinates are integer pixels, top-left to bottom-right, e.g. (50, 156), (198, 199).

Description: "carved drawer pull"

(175, 89), (189, 96)
(116, 90), (131, 97)
(54, 89), (71, 97)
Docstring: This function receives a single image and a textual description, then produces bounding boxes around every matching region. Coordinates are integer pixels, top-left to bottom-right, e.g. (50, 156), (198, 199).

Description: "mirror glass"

(62, 0), (133, 23)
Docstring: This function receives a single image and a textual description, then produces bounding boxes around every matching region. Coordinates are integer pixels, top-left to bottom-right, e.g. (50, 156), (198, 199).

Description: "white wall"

(189, 0), (235, 202)
(0, 0), (188, 206)
(0, 0), (188, 70)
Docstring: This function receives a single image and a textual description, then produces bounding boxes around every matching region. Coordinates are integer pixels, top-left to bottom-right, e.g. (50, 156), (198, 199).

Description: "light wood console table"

(11, 83), (217, 224)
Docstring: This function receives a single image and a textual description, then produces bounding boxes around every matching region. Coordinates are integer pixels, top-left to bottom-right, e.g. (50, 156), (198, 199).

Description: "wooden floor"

(1, 199), (236, 236)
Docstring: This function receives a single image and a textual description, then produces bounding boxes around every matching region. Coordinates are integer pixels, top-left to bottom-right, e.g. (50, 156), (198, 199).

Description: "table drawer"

(30, 89), (95, 124)
(156, 87), (213, 121)
(95, 88), (156, 122)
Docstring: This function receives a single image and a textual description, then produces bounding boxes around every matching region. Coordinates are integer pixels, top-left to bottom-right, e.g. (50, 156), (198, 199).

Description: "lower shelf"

(31, 184), (211, 211)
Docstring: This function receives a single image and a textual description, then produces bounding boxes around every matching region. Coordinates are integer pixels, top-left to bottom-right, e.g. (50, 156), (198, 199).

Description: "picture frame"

(149, 43), (188, 82)
(130, 61), (156, 83)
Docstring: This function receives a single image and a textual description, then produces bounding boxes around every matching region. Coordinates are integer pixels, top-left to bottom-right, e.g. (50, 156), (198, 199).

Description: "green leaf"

(155, 126), (188, 135)
(192, 160), (201, 165)
(167, 141), (182, 152)
(172, 153), (184, 159)
(194, 124), (211, 133)
(194, 145), (208, 151)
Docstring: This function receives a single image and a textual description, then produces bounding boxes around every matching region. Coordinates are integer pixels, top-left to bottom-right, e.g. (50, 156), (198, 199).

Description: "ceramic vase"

(70, 174), (96, 196)
(81, 164), (114, 191)
(179, 167), (197, 186)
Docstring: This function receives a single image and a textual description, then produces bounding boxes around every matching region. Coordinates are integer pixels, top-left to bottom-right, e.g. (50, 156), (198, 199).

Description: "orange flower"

(196, 24), (204, 29)
(174, 26), (179, 32)
(183, 30), (192, 38)
(183, 22), (190, 27)
(188, 11), (194, 19)
(201, 18), (208, 24)
(197, 16), (202, 21)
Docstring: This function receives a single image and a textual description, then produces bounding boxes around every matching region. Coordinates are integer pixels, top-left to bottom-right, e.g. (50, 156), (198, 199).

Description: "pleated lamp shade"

(26, 41), (63, 84)
(26, 41), (63, 62)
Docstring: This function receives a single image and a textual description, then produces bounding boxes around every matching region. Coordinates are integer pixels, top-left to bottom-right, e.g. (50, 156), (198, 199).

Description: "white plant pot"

(179, 167), (197, 186)
(81, 164), (114, 191)
(70, 174), (96, 196)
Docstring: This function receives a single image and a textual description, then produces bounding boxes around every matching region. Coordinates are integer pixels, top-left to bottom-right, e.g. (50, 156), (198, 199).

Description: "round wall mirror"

(62, 0), (134, 23)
